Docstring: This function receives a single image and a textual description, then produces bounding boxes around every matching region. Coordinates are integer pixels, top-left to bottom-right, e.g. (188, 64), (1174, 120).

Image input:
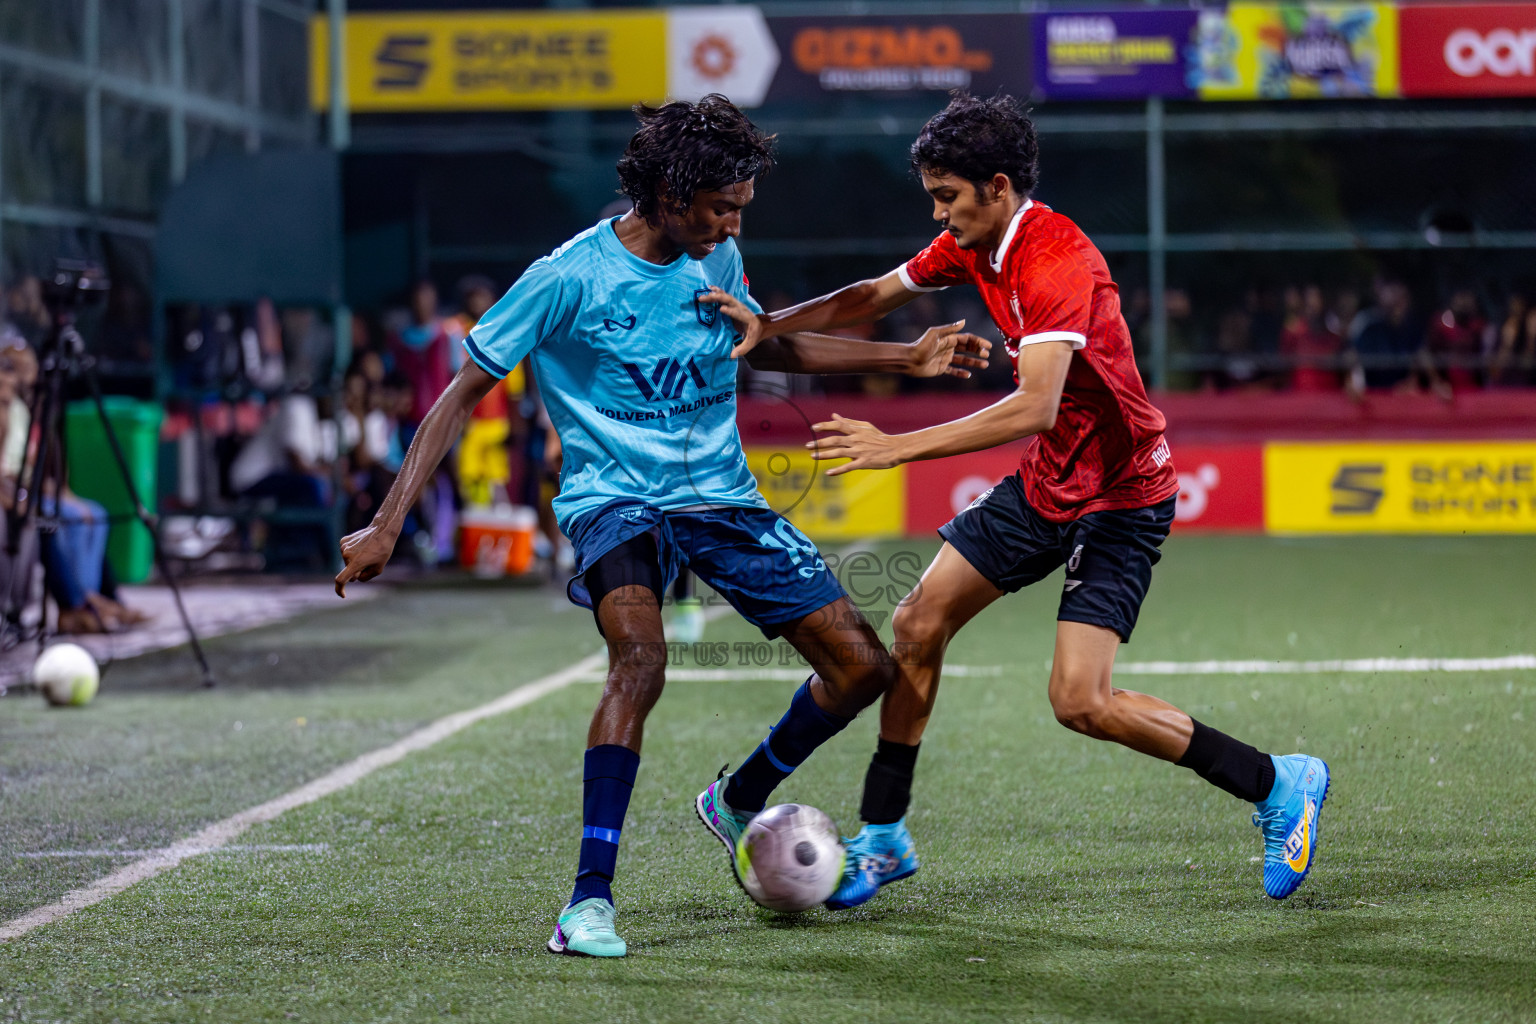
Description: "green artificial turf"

(2, 536), (1534, 1023)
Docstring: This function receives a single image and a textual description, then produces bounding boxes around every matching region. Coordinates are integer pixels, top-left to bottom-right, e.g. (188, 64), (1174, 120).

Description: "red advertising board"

(1167, 445), (1264, 532)
(905, 446), (1027, 536)
(904, 443), (1264, 534)
(1400, 3), (1536, 97)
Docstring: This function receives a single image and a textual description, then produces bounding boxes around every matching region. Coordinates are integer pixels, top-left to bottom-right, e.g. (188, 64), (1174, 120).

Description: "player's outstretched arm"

(807, 339), (1074, 476)
(745, 320), (990, 379)
(334, 362), (498, 597)
(706, 269), (917, 360)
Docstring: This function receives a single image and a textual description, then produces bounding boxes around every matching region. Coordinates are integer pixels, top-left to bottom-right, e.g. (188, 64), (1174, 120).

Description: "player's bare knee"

(892, 595), (950, 656)
(1050, 690), (1111, 737)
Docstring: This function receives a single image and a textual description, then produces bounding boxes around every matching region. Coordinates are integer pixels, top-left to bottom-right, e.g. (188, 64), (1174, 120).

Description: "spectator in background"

(387, 280), (457, 563)
(5, 276), (51, 349)
(340, 357), (398, 535)
(1349, 277), (1419, 390)
(1212, 302), (1261, 390)
(1163, 288), (1202, 391)
(388, 280), (455, 430)
(1488, 293), (1536, 388)
(1419, 288), (1489, 396)
(450, 275), (526, 509)
(281, 307), (335, 392)
(230, 393), (336, 568)
(1279, 283), (1343, 392)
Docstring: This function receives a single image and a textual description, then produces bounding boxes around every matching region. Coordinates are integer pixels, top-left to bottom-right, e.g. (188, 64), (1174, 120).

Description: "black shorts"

(937, 473), (1175, 642)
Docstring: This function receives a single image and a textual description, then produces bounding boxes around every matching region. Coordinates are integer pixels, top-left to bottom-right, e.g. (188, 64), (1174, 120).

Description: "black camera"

(40, 259), (111, 312)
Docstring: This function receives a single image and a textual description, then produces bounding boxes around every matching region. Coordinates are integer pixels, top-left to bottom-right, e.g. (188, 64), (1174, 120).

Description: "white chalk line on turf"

(0, 649), (607, 944)
(0, 581), (774, 943)
(622, 654), (1536, 683)
(16, 844), (330, 859)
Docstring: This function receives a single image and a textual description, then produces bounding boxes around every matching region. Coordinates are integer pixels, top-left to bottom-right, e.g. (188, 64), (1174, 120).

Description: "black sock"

(1177, 719), (1276, 803)
(859, 738), (921, 825)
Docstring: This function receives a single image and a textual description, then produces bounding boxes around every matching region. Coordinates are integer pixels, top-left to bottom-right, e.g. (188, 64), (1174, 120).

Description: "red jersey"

(901, 200), (1177, 521)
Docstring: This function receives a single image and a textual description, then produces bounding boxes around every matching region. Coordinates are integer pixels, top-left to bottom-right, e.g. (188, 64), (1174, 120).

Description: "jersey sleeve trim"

(896, 262), (947, 293)
(461, 335), (510, 379)
(1018, 330), (1087, 350)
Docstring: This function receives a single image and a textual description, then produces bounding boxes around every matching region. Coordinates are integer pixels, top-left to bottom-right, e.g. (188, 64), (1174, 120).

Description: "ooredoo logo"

(1444, 27), (1536, 77)
(1401, 4), (1536, 97)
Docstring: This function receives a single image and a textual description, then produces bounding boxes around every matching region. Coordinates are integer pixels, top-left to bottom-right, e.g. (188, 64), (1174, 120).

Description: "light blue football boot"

(547, 897), (626, 957)
(695, 772), (756, 889)
(825, 818), (920, 910)
(1253, 753), (1331, 899)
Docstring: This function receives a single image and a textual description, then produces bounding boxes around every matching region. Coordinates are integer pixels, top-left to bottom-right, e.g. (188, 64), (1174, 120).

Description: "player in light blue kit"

(334, 95), (989, 957)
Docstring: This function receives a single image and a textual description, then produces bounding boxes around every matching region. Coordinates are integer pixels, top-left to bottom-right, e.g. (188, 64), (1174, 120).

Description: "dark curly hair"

(616, 94), (776, 221)
(911, 92), (1039, 199)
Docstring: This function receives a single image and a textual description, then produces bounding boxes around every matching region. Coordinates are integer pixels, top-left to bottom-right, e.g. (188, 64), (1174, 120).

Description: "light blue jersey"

(463, 217), (768, 531)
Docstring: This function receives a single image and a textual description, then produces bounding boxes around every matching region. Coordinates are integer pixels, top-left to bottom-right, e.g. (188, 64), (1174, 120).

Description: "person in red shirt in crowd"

(388, 279), (458, 563)
(712, 92), (1330, 909)
(1420, 288), (1489, 396)
(1279, 283), (1344, 392)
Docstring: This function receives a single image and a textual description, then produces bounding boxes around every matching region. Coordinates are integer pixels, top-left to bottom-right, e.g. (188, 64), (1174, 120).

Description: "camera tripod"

(2, 261), (216, 687)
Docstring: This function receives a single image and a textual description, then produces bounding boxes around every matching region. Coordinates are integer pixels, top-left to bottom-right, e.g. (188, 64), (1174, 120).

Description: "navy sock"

(570, 744), (640, 907)
(724, 680), (852, 813)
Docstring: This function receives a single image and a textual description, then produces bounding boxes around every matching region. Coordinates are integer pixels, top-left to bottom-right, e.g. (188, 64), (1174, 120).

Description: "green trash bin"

(65, 398), (163, 584)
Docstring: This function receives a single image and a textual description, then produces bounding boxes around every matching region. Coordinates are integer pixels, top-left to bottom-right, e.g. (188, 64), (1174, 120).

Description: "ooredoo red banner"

(905, 446), (1028, 536)
(1166, 445), (1264, 532)
(904, 443), (1265, 536)
(1400, 3), (1536, 97)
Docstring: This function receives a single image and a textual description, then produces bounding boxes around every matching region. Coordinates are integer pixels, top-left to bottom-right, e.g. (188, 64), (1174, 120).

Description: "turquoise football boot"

(546, 897), (626, 957)
(1253, 753), (1331, 899)
(694, 772), (755, 888)
(825, 818), (920, 910)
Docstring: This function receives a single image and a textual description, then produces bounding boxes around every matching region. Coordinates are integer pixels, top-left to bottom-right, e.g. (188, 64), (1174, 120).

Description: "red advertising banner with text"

(1168, 445), (1265, 531)
(1400, 3), (1536, 97)
(905, 446), (1027, 536)
(904, 443), (1265, 535)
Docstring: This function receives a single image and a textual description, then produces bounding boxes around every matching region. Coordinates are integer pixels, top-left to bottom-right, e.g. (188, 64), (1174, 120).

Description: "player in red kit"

(709, 92), (1330, 907)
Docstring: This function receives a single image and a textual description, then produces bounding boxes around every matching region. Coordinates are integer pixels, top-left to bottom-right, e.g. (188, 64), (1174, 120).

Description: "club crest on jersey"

(623, 357), (707, 403)
(693, 288), (718, 328)
(602, 314), (637, 332)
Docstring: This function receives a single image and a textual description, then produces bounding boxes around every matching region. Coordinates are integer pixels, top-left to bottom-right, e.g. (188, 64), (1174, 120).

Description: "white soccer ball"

(34, 642), (100, 707)
(735, 802), (845, 912)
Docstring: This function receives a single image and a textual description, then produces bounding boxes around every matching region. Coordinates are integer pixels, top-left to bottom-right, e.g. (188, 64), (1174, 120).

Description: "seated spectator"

(0, 337), (146, 633)
(1419, 288), (1490, 396)
(1349, 277), (1420, 390)
(1488, 293), (1536, 388)
(1280, 284), (1343, 392)
(230, 392), (337, 568)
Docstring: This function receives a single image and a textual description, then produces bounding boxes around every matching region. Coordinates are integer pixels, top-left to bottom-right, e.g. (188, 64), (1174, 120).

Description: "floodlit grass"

(2, 536), (1535, 1022)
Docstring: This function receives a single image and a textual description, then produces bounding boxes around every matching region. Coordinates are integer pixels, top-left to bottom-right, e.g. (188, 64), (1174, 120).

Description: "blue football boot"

(1253, 753), (1331, 899)
(825, 818), (920, 910)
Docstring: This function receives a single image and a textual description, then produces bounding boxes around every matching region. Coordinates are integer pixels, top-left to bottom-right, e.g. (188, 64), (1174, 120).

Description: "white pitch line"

(16, 844), (330, 860)
(0, 649), (606, 943)
(1114, 655), (1536, 675)
(604, 655), (1536, 683)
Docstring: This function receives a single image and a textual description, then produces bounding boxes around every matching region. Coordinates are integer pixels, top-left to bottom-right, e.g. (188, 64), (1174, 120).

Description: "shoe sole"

(694, 788), (751, 897)
(547, 932), (625, 958)
(1269, 761), (1331, 900)
(824, 862), (919, 911)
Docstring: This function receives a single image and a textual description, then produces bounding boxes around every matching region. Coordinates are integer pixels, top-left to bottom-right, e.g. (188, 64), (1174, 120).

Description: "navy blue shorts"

(937, 473), (1175, 642)
(565, 499), (847, 638)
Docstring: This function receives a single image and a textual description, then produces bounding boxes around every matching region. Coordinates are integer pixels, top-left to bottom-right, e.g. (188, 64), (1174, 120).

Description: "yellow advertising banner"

(1194, 2), (1398, 100)
(1264, 442), (1536, 533)
(310, 11), (667, 111)
(745, 447), (905, 542)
